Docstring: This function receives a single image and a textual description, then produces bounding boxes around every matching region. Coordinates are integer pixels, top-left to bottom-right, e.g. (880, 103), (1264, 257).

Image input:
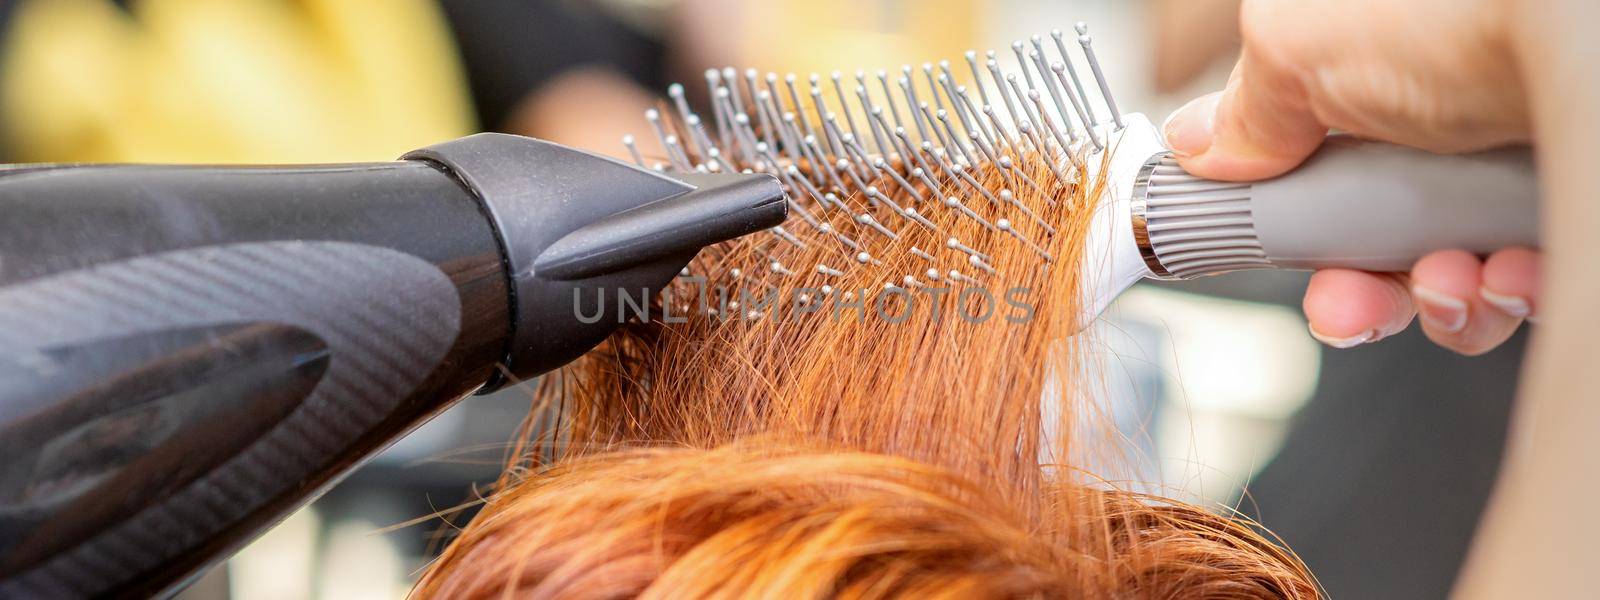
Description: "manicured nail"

(1413, 286), (1469, 333)
(1162, 91), (1222, 157)
(1479, 286), (1531, 319)
(1308, 324), (1377, 349)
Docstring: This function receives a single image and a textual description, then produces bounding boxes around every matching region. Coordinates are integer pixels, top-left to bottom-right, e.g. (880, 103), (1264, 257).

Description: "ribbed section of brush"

(1143, 156), (1271, 278)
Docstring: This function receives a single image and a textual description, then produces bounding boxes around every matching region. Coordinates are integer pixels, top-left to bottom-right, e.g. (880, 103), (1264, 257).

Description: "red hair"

(414, 125), (1319, 599)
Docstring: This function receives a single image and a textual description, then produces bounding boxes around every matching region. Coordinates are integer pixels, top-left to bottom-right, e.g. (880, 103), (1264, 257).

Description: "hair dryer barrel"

(0, 134), (788, 598)
(0, 158), (514, 597)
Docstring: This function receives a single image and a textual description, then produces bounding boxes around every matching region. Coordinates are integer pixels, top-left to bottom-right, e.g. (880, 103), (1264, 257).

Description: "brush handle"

(1131, 136), (1538, 279)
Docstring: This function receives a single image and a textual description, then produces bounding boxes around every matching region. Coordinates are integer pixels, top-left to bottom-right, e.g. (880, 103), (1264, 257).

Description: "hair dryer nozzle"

(534, 172), (787, 280)
(407, 134), (788, 386)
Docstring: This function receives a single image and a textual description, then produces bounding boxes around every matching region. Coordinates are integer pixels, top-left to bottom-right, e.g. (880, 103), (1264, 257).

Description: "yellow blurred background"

(2, 0), (474, 163)
(1, 0), (985, 164)
(728, 0), (982, 78)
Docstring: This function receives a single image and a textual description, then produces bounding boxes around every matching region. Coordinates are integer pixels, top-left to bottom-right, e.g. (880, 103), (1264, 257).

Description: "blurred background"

(0, 0), (1524, 598)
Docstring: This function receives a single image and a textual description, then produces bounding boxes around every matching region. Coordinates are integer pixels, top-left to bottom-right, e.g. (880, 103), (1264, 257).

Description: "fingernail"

(1308, 324), (1377, 349)
(1478, 286), (1531, 319)
(1413, 286), (1469, 333)
(1162, 91), (1222, 158)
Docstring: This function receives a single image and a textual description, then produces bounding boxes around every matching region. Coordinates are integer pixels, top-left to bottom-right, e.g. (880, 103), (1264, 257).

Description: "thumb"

(1162, 51), (1329, 181)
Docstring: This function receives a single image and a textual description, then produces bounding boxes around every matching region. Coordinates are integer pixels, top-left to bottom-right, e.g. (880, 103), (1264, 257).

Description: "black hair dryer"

(0, 133), (786, 598)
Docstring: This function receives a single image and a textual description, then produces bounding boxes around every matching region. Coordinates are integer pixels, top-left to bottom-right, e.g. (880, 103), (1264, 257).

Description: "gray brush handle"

(1131, 136), (1538, 279)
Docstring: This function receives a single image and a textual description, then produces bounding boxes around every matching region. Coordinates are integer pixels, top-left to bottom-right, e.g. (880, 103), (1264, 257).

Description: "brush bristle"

(632, 25), (1128, 319)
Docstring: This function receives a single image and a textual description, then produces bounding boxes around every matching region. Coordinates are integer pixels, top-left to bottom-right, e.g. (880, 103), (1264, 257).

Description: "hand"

(1160, 0), (1539, 355)
(1154, 1), (1600, 596)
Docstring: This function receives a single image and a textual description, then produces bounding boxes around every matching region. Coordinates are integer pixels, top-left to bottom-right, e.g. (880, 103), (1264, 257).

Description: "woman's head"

(415, 443), (1315, 599)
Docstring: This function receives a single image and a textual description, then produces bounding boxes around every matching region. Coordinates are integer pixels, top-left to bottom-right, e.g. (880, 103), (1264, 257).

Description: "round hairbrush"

(629, 22), (1537, 327)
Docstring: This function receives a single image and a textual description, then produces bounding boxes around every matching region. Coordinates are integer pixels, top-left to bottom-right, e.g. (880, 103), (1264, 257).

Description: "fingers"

(1305, 249), (1540, 354)
(1303, 269), (1415, 348)
(1409, 250), (1525, 355)
(1161, 0), (1531, 180)
(1479, 247), (1541, 321)
(1162, 50), (1330, 181)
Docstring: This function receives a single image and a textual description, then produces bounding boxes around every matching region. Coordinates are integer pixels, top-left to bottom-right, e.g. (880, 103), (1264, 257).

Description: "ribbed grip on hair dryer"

(1131, 137), (1539, 279)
